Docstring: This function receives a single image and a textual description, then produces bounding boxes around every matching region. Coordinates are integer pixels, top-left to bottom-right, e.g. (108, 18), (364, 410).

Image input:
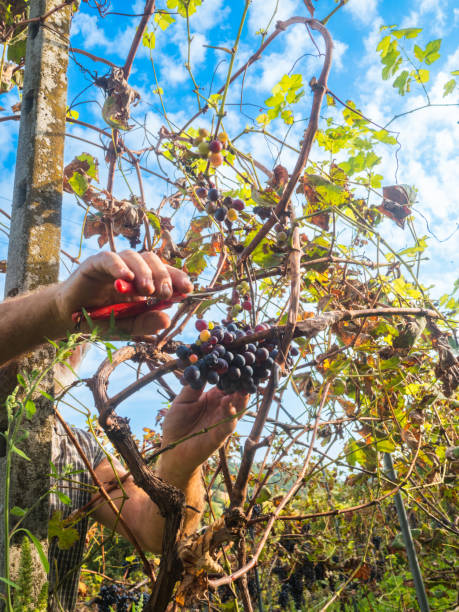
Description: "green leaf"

(24, 400), (35, 419)
(280, 109), (294, 124)
(265, 93), (284, 108)
(68, 171), (88, 197)
(412, 68), (429, 84)
(146, 211), (161, 236)
(392, 70), (410, 95)
(391, 27), (422, 39)
(16, 373), (26, 387)
(11, 445), (30, 461)
(76, 153), (98, 180)
(0, 576), (19, 589)
(167, 0), (202, 17)
(414, 44), (425, 62)
(443, 79), (456, 97)
(451, 70), (459, 76)
(48, 511), (79, 550)
(154, 11), (175, 30)
(15, 529), (49, 573)
(424, 38), (441, 64)
(7, 38), (26, 64)
(55, 491), (72, 506)
(256, 487), (272, 503)
(371, 130), (397, 145)
(376, 35), (392, 58)
(142, 30), (156, 49)
(10, 506), (27, 517)
(375, 439), (396, 453)
(185, 250), (207, 276)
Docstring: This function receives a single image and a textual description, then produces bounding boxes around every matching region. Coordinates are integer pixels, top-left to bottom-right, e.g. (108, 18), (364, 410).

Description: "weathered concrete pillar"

(0, 0), (72, 605)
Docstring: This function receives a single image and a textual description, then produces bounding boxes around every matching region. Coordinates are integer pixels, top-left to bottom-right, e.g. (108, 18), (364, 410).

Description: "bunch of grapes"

(196, 184), (245, 225)
(288, 570), (305, 609)
(277, 583), (290, 607)
(176, 319), (299, 395)
(95, 584), (149, 612)
(192, 128), (229, 168)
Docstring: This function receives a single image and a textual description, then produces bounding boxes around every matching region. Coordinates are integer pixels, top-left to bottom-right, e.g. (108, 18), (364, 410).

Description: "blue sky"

(0, 0), (458, 437)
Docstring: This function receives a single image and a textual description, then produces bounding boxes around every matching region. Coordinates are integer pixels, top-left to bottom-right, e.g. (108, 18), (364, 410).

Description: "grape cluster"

(176, 320), (299, 394)
(288, 570), (305, 609)
(197, 185), (245, 224)
(192, 128), (229, 168)
(253, 205), (272, 220)
(95, 584), (149, 612)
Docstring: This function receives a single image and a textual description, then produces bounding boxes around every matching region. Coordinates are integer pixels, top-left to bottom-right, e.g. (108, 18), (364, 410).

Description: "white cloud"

(248, 0), (300, 35)
(344, 0), (379, 26)
(71, 12), (112, 50)
(180, 32), (209, 67)
(401, 0), (448, 35)
(159, 56), (188, 85)
(189, 0), (231, 32)
(332, 39), (348, 71)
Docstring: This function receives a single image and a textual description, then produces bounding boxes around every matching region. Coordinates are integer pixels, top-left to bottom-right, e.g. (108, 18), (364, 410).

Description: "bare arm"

(0, 250), (193, 367)
(90, 387), (248, 553)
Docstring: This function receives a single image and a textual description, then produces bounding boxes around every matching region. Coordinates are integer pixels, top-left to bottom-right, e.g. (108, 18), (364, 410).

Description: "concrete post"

(0, 0), (72, 605)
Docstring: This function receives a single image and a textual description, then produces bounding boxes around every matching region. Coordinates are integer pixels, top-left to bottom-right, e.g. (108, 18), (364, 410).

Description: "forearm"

(156, 459), (205, 537)
(0, 284), (69, 366)
(92, 456), (205, 554)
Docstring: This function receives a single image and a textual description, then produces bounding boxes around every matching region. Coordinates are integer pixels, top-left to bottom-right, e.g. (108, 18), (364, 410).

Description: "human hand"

(158, 386), (249, 486)
(55, 250), (193, 336)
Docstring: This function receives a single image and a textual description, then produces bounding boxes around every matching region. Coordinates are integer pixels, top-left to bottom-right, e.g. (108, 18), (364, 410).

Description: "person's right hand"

(55, 250), (193, 336)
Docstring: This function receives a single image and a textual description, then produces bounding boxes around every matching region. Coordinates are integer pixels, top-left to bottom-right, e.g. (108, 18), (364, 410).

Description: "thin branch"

(238, 19), (333, 263)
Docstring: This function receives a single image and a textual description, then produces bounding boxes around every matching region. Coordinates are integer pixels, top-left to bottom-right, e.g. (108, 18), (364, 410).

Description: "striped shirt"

(48, 418), (105, 611)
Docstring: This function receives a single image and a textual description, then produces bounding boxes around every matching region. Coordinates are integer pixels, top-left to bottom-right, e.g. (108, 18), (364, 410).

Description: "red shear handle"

(71, 287), (188, 323)
(114, 279), (136, 295)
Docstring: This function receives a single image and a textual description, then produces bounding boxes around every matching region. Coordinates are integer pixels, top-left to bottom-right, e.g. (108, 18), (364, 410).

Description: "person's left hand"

(157, 386), (249, 486)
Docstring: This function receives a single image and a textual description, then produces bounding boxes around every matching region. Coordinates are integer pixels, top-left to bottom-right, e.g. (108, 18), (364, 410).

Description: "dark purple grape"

(223, 196), (233, 207)
(270, 348), (279, 360)
(207, 371), (220, 384)
(247, 343), (257, 353)
(216, 358), (229, 373)
(223, 351), (234, 364)
(242, 379), (257, 394)
(213, 344), (226, 356)
(212, 328), (224, 342)
(223, 332), (235, 346)
(256, 347), (269, 362)
(176, 345), (192, 360)
(244, 352), (256, 366)
(226, 323), (238, 332)
(232, 354), (246, 368)
(208, 188), (220, 201)
(290, 346), (299, 356)
(205, 353), (218, 368)
(228, 366), (241, 380)
(190, 376), (206, 390)
(255, 367), (270, 379)
(263, 357), (274, 369)
(184, 365), (200, 383)
(197, 359), (208, 374)
(196, 186), (207, 198)
(235, 330), (246, 340)
(241, 365), (253, 378)
(190, 343), (201, 354)
(201, 342), (213, 354)
(214, 207), (227, 222)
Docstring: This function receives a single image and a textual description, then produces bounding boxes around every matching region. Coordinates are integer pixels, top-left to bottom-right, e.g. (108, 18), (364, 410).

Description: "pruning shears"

(71, 278), (215, 324)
